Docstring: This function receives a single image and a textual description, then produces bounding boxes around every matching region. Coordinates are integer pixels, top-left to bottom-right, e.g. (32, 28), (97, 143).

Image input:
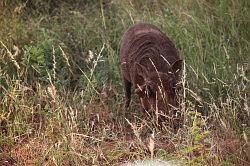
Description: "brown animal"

(120, 23), (182, 116)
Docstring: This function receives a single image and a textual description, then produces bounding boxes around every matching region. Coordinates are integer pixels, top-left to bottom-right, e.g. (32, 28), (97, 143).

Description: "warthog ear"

(135, 62), (149, 79)
(171, 60), (183, 76)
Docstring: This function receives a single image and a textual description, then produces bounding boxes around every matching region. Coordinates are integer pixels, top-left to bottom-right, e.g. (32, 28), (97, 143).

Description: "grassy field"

(0, 0), (249, 165)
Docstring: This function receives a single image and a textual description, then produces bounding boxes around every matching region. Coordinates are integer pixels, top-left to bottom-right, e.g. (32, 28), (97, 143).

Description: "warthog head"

(134, 60), (182, 116)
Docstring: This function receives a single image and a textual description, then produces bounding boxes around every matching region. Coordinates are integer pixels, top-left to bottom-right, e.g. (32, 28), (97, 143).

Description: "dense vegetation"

(0, 0), (249, 165)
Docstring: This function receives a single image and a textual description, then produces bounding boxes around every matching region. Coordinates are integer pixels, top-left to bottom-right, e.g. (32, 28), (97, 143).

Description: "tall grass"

(0, 0), (249, 165)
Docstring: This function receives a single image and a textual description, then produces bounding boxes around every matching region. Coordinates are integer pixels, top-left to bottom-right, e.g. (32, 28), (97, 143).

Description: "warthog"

(120, 23), (182, 118)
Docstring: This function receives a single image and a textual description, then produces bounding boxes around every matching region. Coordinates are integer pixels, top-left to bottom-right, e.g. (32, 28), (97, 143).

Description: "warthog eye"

(135, 84), (154, 98)
(170, 80), (177, 94)
(145, 85), (152, 98)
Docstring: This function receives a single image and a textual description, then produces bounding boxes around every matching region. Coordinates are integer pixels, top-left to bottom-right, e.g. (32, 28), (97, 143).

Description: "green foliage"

(182, 111), (211, 165)
(23, 45), (46, 79)
(21, 38), (66, 84)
